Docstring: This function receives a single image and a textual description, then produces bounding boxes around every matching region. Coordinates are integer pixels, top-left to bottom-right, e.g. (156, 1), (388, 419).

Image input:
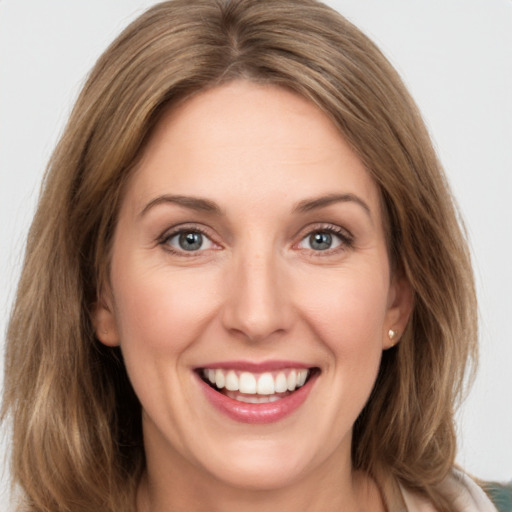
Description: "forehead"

(126, 80), (382, 221)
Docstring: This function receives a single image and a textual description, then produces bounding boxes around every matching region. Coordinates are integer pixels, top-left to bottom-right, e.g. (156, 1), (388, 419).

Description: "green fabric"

(484, 482), (512, 512)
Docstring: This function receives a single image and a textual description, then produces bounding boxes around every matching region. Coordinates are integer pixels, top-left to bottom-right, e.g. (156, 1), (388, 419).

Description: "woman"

(1, 0), (507, 511)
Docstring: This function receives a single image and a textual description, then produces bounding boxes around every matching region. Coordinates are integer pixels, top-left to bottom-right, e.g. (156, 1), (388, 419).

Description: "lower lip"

(196, 372), (317, 424)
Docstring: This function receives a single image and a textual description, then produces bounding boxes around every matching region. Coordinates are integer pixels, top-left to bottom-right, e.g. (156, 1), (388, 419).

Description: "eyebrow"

(139, 192), (371, 219)
(294, 193), (372, 217)
(139, 194), (223, 218)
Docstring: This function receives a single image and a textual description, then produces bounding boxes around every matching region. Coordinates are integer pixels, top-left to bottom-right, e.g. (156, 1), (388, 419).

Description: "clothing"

(394, 469), (506, 512)
(483, 482), (512, 512)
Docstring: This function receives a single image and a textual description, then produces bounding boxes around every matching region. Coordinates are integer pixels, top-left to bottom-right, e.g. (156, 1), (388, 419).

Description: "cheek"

(292, 264), (389, 441)
(295, 265), (389, 356)
(110, 253), (221, 355)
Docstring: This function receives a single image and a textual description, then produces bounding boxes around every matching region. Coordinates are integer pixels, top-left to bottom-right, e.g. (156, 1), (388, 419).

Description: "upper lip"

(194, 360), (315, 372)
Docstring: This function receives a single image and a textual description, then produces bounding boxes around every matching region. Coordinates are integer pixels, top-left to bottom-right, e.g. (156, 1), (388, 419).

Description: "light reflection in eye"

(298, 230), (345, 251)
(165, 230), (215, 252)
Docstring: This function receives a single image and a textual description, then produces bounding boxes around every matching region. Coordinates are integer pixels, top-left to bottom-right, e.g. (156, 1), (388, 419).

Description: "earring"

(388, 329), (398, 345)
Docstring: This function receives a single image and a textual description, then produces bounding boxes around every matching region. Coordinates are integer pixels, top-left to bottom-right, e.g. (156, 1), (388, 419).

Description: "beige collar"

(395, 469), (497, 512)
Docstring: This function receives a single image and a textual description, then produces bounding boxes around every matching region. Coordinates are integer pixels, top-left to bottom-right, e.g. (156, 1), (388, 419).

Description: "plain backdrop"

(1, 0), (511, 509)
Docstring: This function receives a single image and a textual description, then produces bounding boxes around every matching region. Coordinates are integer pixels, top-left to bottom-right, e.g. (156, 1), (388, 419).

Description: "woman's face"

(95, 81), (411, 492)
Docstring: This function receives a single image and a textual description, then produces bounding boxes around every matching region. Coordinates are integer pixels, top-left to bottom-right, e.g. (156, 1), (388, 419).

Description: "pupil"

(310, 232), (332, 250)
(179, 232), (203, 251)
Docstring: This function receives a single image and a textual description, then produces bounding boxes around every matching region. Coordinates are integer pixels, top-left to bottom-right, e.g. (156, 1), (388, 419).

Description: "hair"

(2, 1), (477, 511)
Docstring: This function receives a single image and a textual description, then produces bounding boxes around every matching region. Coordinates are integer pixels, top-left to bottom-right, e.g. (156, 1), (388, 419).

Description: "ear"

(382, 270), (414, 350)
(91, 288), (120, 347)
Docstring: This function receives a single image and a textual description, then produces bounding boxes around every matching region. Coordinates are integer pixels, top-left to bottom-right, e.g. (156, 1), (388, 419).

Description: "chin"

(187, 429), (342, 493)
(201, 452), (310, 491)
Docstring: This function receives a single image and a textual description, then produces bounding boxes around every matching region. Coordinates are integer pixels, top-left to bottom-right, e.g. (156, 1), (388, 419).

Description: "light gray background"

(1, 1), (511, 509)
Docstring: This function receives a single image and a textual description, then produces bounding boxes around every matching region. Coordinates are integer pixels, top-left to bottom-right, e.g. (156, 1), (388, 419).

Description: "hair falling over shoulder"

(1, 1), (477, 511)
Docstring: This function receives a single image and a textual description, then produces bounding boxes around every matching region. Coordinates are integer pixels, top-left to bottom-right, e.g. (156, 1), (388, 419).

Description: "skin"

(94, 80), (412, 512)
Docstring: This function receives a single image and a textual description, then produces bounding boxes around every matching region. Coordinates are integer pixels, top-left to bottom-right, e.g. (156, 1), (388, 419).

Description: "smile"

(196, 363), (319, 423)
(201, 368), (310, 402)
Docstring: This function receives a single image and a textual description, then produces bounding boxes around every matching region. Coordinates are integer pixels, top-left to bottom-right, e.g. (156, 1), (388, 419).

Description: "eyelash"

(295, 223), (354, 254)
(158, 225), (219, 257)
(157, 223), (354, 256)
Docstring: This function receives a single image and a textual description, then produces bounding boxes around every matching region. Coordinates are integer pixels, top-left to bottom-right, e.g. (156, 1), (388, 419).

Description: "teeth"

(256, 372), (274, 395)
(275, 372), (288, 393)
(225, 391), (284, 403)
(287, 371), (297, 391)
(215, 369), (225, 389)
(225, 370), (238, 391)
(239, 372), (257, 394)
(297, 369), (308, 387)
(202, 368), (311, 396)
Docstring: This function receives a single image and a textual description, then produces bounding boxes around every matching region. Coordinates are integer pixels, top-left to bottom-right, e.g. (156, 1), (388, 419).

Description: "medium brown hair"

(2, 1), (477, 510)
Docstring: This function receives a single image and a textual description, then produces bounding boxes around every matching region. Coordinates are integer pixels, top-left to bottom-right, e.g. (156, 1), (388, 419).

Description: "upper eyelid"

(159, 223), (215, 241)
(156, 222), (353, 248)
(157, 226), (223, 259)
(293, 223), (354, 252)
(158, 224), (222, 252)
(294, 222), (353, 241)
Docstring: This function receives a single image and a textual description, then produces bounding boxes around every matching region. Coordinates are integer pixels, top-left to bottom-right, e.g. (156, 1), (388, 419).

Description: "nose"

(221, 248), (293, 343)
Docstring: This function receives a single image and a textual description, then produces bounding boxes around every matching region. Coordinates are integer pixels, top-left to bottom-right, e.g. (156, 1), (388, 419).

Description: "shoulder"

(399, 469), (501, 512)
(437, 469), (499, 512)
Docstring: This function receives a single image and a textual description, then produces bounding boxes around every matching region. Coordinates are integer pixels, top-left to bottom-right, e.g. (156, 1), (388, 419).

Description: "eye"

(164, 229), (215, 253)
(299, 231), (341, 251)
(297, 227), (352, 252)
